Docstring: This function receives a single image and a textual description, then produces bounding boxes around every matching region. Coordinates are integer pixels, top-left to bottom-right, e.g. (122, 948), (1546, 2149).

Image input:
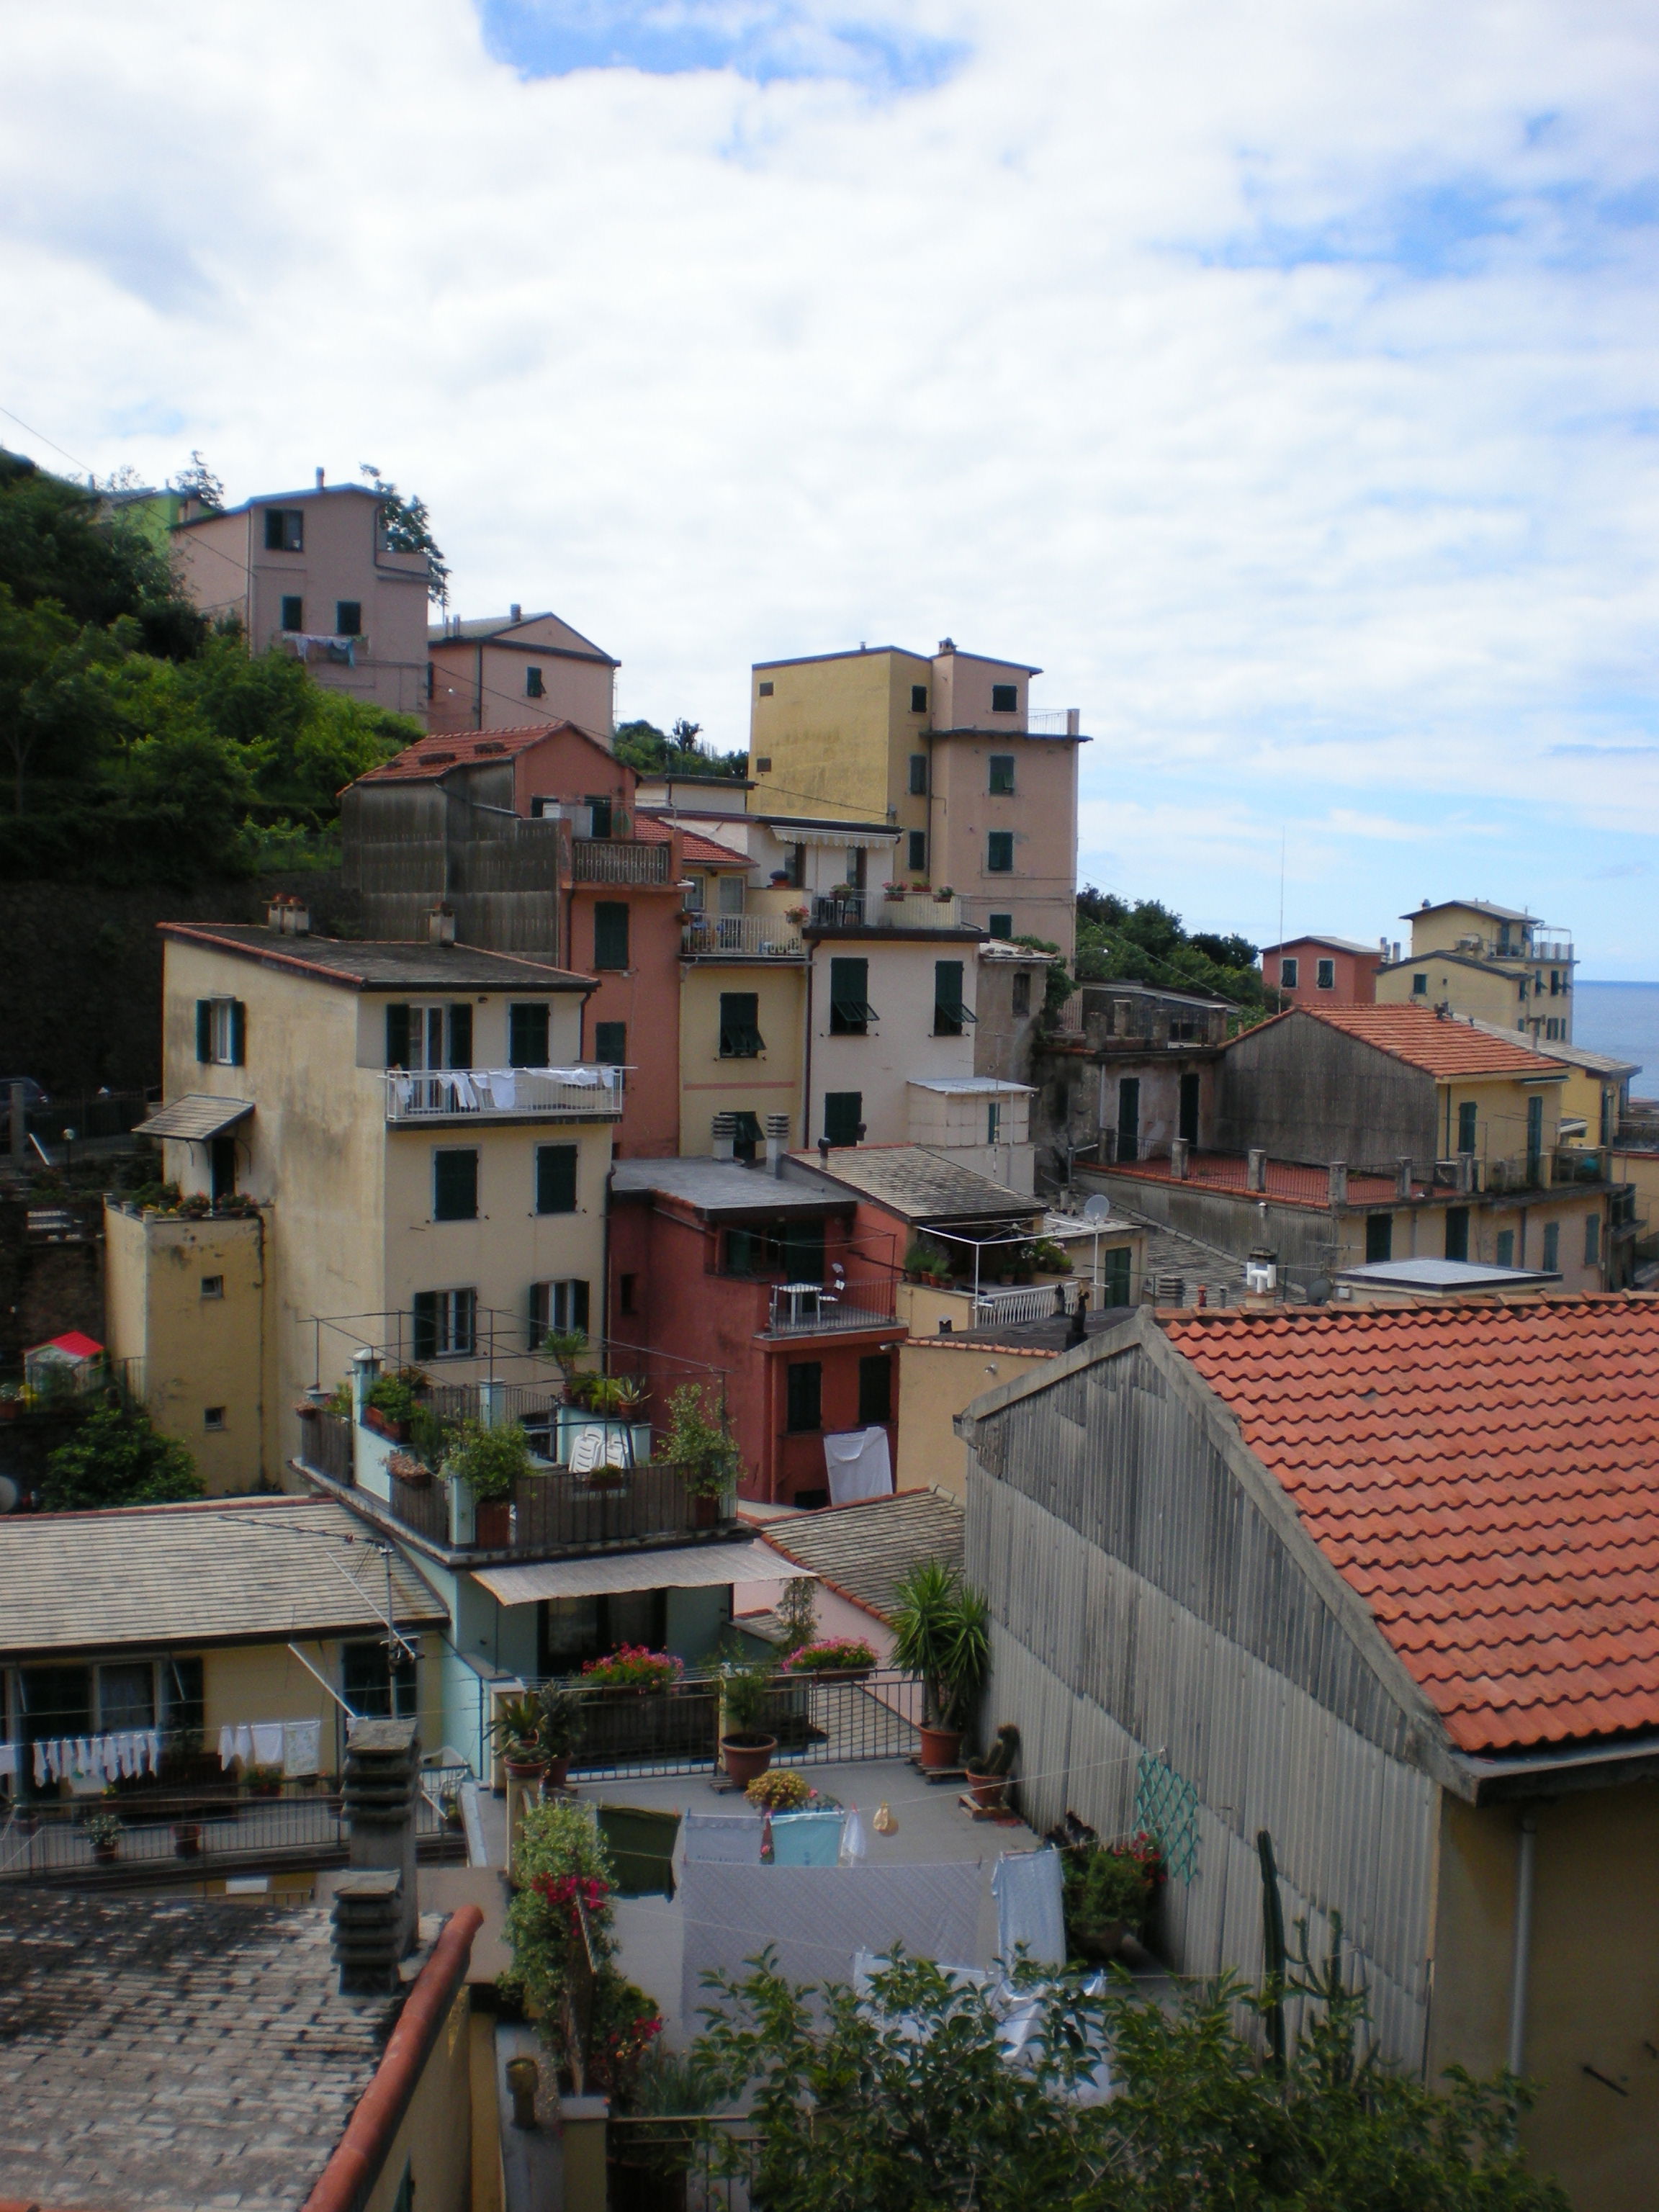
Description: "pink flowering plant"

(580, 1645), (684, 1689)
(784, 1636), (878, 1674)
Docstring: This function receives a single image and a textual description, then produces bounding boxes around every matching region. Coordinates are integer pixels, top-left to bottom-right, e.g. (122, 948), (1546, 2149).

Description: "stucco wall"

(569, 884), (681, 1158)
(807, 938), (979, 1149)
(930, 733), (1078, 961)
(359, 1982), (475, 2212)
(678, 961), (806, 1156)
(1216, 1012), (1437, 1165)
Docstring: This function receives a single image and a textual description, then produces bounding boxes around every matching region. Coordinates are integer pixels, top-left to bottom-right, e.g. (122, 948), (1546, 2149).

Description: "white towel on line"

(0, 1742), (19, 1782)
(251, 1722), (285, 1768)
(219, 1725), (236, 1771)
(282, 1718), (321, 1777)
(992, 1847), (1066, 1969)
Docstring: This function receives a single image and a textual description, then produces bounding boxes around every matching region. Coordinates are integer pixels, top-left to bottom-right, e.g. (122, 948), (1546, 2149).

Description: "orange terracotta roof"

(631, 817), (748, 867)
(354, 721), (599, 783)
(1297, 1003), (1568, 1080)
(1164, 1298), (1659, 1755)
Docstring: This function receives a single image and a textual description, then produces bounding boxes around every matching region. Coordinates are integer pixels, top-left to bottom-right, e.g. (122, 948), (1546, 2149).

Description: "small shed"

(22, 1331), (104, 1393)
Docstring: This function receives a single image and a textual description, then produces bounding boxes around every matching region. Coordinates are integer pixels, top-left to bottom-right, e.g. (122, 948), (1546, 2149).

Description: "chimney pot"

(510, 603), (522, 623)
(428, 903), (457, 945)
(315, 467), (325, 490)
(711, 1111), (737, 1161)
(765, 1112), (790, 1176)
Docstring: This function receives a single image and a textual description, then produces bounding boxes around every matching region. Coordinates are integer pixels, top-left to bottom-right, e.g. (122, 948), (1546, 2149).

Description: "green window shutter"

(536, 1144), (578, 1215)
(932, 961), (973, 1036)
(570, 1280), (590, 1333)
(195, 1000), (212, 1064)
(228, 1001), (246, 1066)
(829, 958), (873, 1035)
(1457, 1101), (1478, 1153)
(446, 1003), (472, 1071)
(594, 902), (629, 969)
(594, 1020), (626, 1064)
(719, 993), (763, 1057)
(858, 1354), (891, 1425)
(1102, 1246), (1132, 1306)
(385, 1004), (411, 1069)
(433, 1148), (478, 1221)
(823, 1092), (862, 1146)
(989, 755), (1015, 794)
(412, 1292), (439, 1362)
(786, 1362), (822, 1432)
(509, 1002), (549, 1067)
(986, 830), (1014, 873)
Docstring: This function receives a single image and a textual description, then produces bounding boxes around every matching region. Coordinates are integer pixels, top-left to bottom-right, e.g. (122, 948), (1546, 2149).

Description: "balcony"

(765, 1283), (898, 1336)
(383, 1066), (624, 1122)
(682, 914), (805, 959)
(320, 1450), (731, 1557)
(570, 838), (670, 886)
(810, 890), (964, 931)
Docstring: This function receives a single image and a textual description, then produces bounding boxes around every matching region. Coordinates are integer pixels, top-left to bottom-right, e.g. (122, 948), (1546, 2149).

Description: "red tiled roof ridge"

(354, 720), (610, 783)
(1293, 1001), (1568, 1079)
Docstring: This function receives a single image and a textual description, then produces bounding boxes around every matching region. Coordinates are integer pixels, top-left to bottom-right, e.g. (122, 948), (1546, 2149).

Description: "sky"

(4, 2), (1659, 971)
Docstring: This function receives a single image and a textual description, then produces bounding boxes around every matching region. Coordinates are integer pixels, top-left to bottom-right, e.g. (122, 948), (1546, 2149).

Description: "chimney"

(1246, 1148), (1267, 1194)
(334, 1716), (420, 1987)
(1395, 1156), (1413, 1199)
(315, 467), (325, 490)
(1065, 1285), (1089, 1349)
(711, 1111), (737, 1161)
(332, 1871), (403, 1997)
(287, 899), (311, 937)
(1170, 1137), (1190, 1181)
(1328, 1161), (1349, 1207)
(428, 903), (457, 945)
(510, 603), (522, 623)
(765, 1113), (790, 1176)
(266, 895), (291, 933)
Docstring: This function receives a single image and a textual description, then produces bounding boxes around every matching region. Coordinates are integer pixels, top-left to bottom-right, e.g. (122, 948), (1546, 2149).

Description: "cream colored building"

(427, 606), (619, 738)
(1377, 898), (1578, 1045)
(114, 907), (614, 1485)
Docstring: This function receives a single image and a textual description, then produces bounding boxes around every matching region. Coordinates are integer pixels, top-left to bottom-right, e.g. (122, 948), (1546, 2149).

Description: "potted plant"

(364, 1368), (424, 1441)
(784, 904), (809, 925)
(387, 1449), (429, 1487)
(246, 1763), (284, 1798)
(174, 1819), (204, 1858)
(449, 1417), (531, 1546)
(86, 1810), (122, 1862)
(492, 1693), (550, 1783)
(660, 1382), (740, 1523)
(1030, 1237), (1073, 1276)
(964, 1722), (1020, 1811)
(933, 884), (954, 902)
(536, 1680), (585, 1791)
(719, 1654), (778, 1786)
(1062, 1834), (1164, 1963)
(882, 880), (906, 901)
(745, 1768), (817, 1812)
(540, 1326), (591, 1394)
(890, 1559), (990, 1770)
(581, 1647), (683, 1692)
(784, 1635), (877, 1679)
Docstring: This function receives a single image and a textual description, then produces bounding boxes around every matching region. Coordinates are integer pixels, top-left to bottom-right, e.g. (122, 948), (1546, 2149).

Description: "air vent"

(423, 751), (456, 766)
(475, 741), (505, 755)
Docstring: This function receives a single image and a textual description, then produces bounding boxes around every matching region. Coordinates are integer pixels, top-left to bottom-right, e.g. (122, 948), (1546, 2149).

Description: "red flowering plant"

(581, 1645), (684, 1689)
(783, 1636), (878, 1674)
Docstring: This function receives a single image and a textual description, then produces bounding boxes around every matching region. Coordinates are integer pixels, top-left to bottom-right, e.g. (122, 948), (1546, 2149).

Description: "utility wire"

(0, 402), (96, 475)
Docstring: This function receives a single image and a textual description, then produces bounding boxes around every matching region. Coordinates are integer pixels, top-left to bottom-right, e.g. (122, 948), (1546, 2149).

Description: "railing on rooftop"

(570, 838), (670, 886)
(811, 890), (963, 930)
(766, 1284), (898, 1336)
(681, 914), (804, 958)
(1026, 707), (1082, 736)
(383, 1066), (625, 1122)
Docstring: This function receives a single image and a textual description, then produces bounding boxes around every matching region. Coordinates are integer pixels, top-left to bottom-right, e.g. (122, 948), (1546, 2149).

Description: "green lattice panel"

(1133, 1752), (1199, 1885)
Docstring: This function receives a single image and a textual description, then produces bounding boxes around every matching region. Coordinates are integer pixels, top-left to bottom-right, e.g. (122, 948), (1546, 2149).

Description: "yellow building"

(1377, 897), (1578, 1045)
(114, 907), (616, 1485)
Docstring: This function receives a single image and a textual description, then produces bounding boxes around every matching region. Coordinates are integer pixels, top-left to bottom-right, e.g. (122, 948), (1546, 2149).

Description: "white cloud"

(2, 0), (1659, 966)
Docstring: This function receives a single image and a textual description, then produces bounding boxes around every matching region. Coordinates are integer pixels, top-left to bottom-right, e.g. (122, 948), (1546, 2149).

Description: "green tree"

(613, 716), (748, 782)
(1075, 885), (1265, 1012)
(359, 465), (449, 604)
(42, 1401), (204, 1511)
(170, 450), (224, 509)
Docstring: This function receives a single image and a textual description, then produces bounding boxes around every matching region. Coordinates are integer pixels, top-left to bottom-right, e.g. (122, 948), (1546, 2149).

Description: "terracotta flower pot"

(93, 1840), (118, 1863)
(363, 1406), (408, 1442)
(542, 1756), (571, 1791)
(503, 1754), (549, 1784)
(720, 1734), (776, 1787)
(966, 1770), (1007, 1810)
(917, 1724), (963, 1771)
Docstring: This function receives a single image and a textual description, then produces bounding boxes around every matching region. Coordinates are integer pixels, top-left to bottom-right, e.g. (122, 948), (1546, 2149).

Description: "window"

(986, 1100), (1000, 1143)
(509, 1002), (550, 1067)
(1279, 958), (1299, 989)
(986, 831), (1014, 873)
(682, 875), (705, 912)
(204, 1406), (227, 1431)
(755, 755), (773, 774)
(1012, 971), (1031, 1017)
(1550, 969), (1561, 996)
(991, 683), (1017, 714)
(1102, 1246), (1133, 1307)
(529, 1278), (589, 1344)
(1542, 1220), (1560, 1272)
(910, 685), (928, 714)
(1116, 1077), (1140, 1164)
(594, 1020), (626, 1064)
(526, 665), (545, 698)
(1412, 974), (1429, 996)
(1586, 1213), (1601, 1266)
(1444, 1208), (1470, 1262)
(535, 1143), (578, 1215)
(719, 992), (765, 1057)
(823, 1091), (862, 1146)
(717, 873), (745, 917)
(593, 902), (629, 970)
(1457, 1101), (1478, 1154)
(1545, 1017), (1565, 1041)
(97, 1663), (155, 1732)
(725, 1223), (824, 1280)
(195, 997), (246, 1066)
(210, 1137), (238, 1204)
(1527, 1094), (1544, 1177)
(932, 959), (975, 1037)
(280, 594), (304, 632)
(1316, 958), (1336, 990)
(1365, 1213), (1393, 1262)
(264, 508), (304, 552)
(858, 1354), (892, 1425)
(200, 1274), (224, 1300)
(989, 913), (1012, 940)
(989, 755), (1015, 795)
(786, 1361), (822, 1432)
(162, 1655), (205, 1734)
(1496, 1230), (1515, 1267)
(385, 1002), (469, 1071)
(412, 1287), (476, 1359)
(341, 1638), (417, 1720)
(908, 753), (928, 794)
(829, 957), (876, 1035)
(336, 600), (362, 637)
(619, 1272), (637, 1316)
(908, 830), (927, 873)
(586, 796), (613, 838)
(757, 680), (774, 698)
(433, 1148), (479, 1221)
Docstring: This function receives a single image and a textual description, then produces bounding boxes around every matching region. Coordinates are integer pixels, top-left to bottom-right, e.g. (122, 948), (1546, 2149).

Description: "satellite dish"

(1082, 1195), (1110, 1222)
(0, 1475), (19, 1514)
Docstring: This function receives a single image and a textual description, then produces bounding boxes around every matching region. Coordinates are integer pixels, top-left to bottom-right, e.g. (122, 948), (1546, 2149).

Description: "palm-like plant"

(889, 1560), (990, 1730)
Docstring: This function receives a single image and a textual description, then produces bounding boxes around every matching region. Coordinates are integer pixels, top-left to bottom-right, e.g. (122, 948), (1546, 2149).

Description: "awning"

(134, 1094), (254, 1142)
(473, 1535), (808, 1606)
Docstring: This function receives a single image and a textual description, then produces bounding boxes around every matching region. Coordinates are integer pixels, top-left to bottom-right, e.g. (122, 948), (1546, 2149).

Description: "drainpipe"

(1507, 1809), (1538, 2075)
(804, 945), (816, 1146)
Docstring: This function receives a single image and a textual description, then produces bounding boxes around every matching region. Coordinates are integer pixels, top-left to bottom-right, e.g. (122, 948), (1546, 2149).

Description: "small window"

(908, 753), (928, 794)
(536, 1144), (578, 1215)
(593, 902), (629, 970)
(757, 680), (774, 698)
(829, 958), (874, 1036)
(196, 997), (246, 1067)
(1279, 957), (1299, 989)
(989, 755), (1015, 795)
(335, 599), (362, 638)
(529, 1278), (589, 1343)
(280, 595), (304, 632)
(200, 1275), (225, 1300)
(986, 831), (1014, 873)
(1457, 1101), (1478, 1154)
(755, 755), (773, 774)
(1365, 1213), (1393, 1263)
(1444, 1208), (1469, 1262)
(1542, 1220), (1560, 1272)
(619, 1272), (638, 1316)
(526, 665), (545, 698)
(594, 1020), (626, 1064)
(433, 1147), (479, 1221)
(719, 992), (764, 1058)
(990, 683), (1017, 714)
(508, 1002), (550, 1067)
(264, 508), (303, 552)
(823, 1092), (861, 1146)
(908, 830), (927, 873)
(1412, 974), (1429, 997)
(786, 1362), (822, 1432)
(412, 1287), (477, 1359)
(203, 1406), (227, 1432)
(1496, 1229), (1515, 1267)
(858, 1354), (892, 1425)
(717, 873), (745, 917)
(1316, 958), (1335, 990)
(1586, 1213), (1601, 1265)
(986, 1100), (1000, 1143)
(341, 1638), (417, 1719)
(910, 685), (927, 714)
(988, 914), (1012, 940)
(1012, 971), (1031, 1017)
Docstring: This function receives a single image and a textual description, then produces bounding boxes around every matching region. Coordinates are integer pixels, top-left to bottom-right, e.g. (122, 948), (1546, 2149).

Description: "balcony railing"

(682, 914), (804, 958)
(766, 1284), (898, 1336)
(811, 891), (963, 930)
(383, 1066), (624, 1121)
(570, 839), (670, 886)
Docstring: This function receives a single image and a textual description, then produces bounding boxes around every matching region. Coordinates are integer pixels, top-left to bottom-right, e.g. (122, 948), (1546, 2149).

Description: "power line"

(0, 402), (95, 476)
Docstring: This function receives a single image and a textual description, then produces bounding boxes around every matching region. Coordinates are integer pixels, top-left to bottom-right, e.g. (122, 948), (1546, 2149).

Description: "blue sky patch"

(476, 0), (966, 89)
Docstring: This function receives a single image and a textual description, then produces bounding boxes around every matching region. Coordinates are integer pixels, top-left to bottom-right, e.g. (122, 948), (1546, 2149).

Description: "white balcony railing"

(681, 914), (805, 958)
(384, 1066), (625, 1122)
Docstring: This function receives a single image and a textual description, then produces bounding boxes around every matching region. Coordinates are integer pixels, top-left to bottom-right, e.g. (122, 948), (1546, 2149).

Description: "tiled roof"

(1164, 1298), (1659, 1754)
(631, 816), (748, 867)
(757, 1490), (965, 1622)
(354, 721), (598, 783)
(1466, 1017), (1640, 1079)
(791, 1146), (1037, 1225)
(158, 923), (593, 993)
(0, 1496), (448, 1658)
(1298, 1004), (1567, 1079)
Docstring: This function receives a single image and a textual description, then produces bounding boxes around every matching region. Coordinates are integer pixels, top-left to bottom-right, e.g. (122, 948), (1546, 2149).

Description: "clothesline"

(217, 1719), (322, 1778)
(26, 1732), (161, 1789)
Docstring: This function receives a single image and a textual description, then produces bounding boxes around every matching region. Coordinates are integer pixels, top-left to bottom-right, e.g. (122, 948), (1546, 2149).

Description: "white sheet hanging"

(283, 1718), (321, 1777)
(823, 1426), (894, 1506)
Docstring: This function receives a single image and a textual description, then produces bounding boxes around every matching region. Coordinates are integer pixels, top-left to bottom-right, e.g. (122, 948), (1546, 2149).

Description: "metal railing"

(974, 1282), (1079, 1326)
(810, 890), (962, 930)
(681, 914), (804, 958)
(344, 1455), (729, 1555)
(766, 1285), (898, 1336)
(301, 1406), (355, 1484)
(1026, 706), (1082, 736)
(570, 838), (670, 886)
(383, 1066), (624, 1121)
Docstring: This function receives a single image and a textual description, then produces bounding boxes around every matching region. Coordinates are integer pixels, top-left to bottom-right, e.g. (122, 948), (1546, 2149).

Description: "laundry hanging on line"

(30, 1732), (161, 1789)
(217, 1719), (322, 1778)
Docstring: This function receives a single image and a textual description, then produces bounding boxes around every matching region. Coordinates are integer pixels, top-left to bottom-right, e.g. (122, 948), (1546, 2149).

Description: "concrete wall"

(1030, 1045), (1219, 1170)
(973, 950), (1048, 1086)
(807, 938), (979, 1151)
(1216, 1012), (1437, 1164)
(897, 1336), (1053, 1497)
(678, 961), (806, 1156)
(568, 882), (681, 1158)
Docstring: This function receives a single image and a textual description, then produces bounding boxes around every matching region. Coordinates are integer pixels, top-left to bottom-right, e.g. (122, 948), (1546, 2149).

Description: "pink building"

(427, 608), (617, 739)
(1259, 934), (1382, 1008)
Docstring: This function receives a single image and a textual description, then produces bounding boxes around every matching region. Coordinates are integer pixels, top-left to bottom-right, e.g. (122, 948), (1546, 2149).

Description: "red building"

(608, 1155), (905, 1506)
(1258, 933), (1382, 1009)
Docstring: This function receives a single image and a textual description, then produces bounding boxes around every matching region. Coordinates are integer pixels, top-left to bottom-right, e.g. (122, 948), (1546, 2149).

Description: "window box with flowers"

(783, 1636), (877, 1680)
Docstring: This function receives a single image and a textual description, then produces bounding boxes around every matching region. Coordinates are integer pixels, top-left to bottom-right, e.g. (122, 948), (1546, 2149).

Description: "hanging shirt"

(992, 1847), (1066, 1969)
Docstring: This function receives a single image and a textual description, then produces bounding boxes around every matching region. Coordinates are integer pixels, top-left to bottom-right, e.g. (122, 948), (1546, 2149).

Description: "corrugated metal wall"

(967, 1337), (1439, 2067)
(341, 780), (567, 958)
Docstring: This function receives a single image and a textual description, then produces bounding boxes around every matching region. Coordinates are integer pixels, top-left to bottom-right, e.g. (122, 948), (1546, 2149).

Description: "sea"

(1574, 981), (1659, 1094)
